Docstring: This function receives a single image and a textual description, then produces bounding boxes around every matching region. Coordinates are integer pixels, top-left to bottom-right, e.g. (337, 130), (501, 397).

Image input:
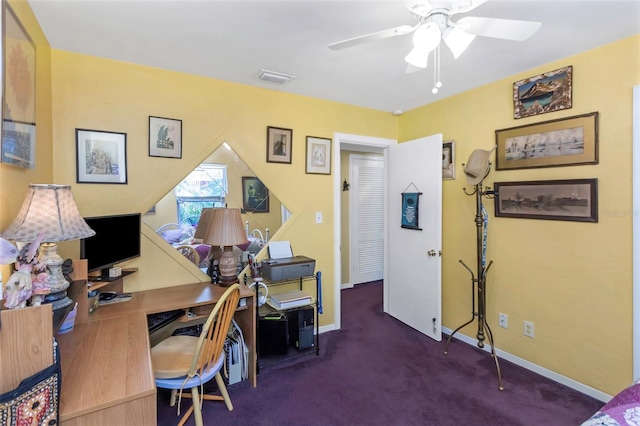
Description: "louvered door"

(350, 154), (384, 284)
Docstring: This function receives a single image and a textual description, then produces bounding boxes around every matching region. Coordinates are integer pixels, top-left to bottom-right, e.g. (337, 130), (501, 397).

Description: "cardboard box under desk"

(261, 256), (315, 281)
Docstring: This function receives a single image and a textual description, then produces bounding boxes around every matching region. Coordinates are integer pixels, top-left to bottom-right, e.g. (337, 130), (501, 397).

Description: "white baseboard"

(442, 326), (612, 403)
(318, 324), (336, 335)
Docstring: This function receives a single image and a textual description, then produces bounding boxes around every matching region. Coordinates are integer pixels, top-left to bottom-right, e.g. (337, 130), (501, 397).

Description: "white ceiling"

(27, 0), (640, 114)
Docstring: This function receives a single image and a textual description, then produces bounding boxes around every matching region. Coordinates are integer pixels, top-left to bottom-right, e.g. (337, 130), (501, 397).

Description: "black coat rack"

(443, 166), (504, 391)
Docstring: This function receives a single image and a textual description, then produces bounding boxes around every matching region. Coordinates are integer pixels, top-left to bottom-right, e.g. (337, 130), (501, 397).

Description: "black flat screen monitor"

(80, 213), (141, 277)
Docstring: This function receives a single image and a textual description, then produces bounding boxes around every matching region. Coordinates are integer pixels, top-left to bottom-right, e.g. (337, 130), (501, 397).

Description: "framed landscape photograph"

(442, 140), (455, 180)
(267, 126), (292, 164)
(513, 65), (572, 119)
(149, 116), (182, 158)
(1, 121), (35, 168)
(495, 112), (599, 171)
(76, 128), (128, 184)
(494, 179), (598, 223)
(305, 136), (331, 174)
(242, 176), (269, 213)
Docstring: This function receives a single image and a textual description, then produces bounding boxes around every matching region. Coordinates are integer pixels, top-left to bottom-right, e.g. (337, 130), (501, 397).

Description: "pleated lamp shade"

(2, 184), (95, 243)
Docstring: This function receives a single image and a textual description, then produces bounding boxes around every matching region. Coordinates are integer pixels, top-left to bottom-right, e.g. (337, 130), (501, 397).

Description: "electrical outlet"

(524, 320), (534, 338)
(498, 313), (508, 328)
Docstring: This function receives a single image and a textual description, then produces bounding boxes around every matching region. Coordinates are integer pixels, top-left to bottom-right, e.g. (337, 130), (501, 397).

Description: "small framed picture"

(149, 116), (182, 159)
(442, 140), (455, 180)
(1, 121), (35, 168)
(76, 128), (127, 184)
(513, 65), (573, 119)
(242, 176), (269, 213)
(305, 136), (331, 175)
(267, 126), (292, 164)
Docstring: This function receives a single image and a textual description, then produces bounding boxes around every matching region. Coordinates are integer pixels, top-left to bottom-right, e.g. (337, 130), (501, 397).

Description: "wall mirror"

(142, 142), (290, 269)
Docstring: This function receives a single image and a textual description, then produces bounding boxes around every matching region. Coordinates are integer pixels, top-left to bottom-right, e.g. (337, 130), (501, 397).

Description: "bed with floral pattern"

(582, 380), (640, 425)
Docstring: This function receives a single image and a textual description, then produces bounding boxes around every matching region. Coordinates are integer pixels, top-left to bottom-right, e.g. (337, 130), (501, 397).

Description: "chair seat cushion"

(151, 335), (199, 379)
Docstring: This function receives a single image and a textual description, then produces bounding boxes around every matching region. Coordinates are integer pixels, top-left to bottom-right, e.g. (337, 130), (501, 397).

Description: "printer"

(261, 256), (316, 281)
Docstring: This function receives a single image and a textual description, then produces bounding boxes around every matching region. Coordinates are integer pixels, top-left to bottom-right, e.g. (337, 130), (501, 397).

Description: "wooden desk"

(56, 282), (256, 425)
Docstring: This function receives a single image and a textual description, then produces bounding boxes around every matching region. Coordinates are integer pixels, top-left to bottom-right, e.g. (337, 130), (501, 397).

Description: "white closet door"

(350, 154), (384, 285)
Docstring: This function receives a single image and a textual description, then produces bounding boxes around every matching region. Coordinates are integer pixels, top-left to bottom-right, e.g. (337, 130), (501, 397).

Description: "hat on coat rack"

(464, 146), (496, 185)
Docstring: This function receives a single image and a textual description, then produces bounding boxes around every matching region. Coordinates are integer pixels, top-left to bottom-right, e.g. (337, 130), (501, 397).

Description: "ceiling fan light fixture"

(412, 22), (441, 52)
(444, 26), (476, 59)
(405, 46), (429, 69)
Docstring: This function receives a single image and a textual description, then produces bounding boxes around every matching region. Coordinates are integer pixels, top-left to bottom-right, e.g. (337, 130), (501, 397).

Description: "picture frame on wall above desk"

(1, 2), (37, 169)
(75, 128), (128, 184)
(305, 136), (331, 175)
(267, 126), (293, 164)
(148, 115), (182, 159)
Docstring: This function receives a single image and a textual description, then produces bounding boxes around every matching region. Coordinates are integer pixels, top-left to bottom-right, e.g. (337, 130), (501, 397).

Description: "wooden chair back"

(188, 284), (240, 378)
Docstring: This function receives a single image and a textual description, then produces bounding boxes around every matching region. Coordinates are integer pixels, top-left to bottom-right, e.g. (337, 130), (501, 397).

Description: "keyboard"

(147, 309), (184, 333)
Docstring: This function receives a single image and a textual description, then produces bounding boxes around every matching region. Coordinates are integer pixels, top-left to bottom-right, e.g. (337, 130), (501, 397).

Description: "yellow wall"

(0, 0), (53, 278)
(2, 1), (638, 396)
(49, 50), (398, 327)
(399, 35), (640, 395)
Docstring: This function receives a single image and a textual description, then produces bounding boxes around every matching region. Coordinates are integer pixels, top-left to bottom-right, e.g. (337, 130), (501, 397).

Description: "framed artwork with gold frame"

(495, 112), (598, 171)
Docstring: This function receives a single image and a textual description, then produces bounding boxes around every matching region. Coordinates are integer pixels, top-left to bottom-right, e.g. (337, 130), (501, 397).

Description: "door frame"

(633, 85), (639, 379)
(333, 132), (396, 330)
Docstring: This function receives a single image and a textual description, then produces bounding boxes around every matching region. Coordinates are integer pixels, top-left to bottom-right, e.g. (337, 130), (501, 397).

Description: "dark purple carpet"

(157, 281), (602, 425)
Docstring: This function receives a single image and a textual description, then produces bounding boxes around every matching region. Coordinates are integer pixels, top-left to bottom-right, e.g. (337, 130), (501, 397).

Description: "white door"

(350, 154), (384, 285)
(385, 134), (443, 341)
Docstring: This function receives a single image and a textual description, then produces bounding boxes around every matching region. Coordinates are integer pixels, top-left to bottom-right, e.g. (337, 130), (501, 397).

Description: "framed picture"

(76, 128), (128, 184)
(514, 65), (573, 119)
(401, 192), (422, 230)
(266, 126), (292, 164)
(305, 136), (331, 174)
(1, 121), (35, 168)
(2, 3), (36, 167)
(242, 176), (269, 213)
(495, 112), (598, 171)
(494, 179), (598, 223)
(442, 140), (455, 180)
(149, 116), (182, 158)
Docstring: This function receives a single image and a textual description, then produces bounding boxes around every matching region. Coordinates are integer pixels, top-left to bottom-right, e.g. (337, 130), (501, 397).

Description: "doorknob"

(428, 249), (437, 257)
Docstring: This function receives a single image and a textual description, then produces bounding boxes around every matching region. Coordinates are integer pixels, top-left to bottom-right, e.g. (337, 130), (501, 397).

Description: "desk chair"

(176, 245), (201, 266)
(151, 284), (240, 426)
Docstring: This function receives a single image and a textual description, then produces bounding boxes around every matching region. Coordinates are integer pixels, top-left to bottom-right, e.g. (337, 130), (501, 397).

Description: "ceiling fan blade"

(455, 16), (541, 41)
(328, 24), (416, 50)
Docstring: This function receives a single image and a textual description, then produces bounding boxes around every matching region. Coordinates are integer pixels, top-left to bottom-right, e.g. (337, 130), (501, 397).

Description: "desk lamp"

(202, 208), (247, 287)
(193, 207), (215, 241)
(1, 184), (95, 309)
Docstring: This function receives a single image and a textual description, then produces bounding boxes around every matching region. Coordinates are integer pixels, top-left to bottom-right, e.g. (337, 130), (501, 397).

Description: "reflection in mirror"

(142, 142), (290, 271)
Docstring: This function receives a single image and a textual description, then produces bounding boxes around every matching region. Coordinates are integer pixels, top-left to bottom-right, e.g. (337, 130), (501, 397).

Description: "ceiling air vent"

(255, 69), (295, 85)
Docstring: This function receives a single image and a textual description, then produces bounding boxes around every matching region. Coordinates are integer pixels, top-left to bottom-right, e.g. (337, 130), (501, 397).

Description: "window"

(175, 163), (227, 225)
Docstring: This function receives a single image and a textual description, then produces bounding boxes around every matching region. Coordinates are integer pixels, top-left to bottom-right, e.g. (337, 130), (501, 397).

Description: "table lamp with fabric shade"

(1, 184), (95, 309)
(202, 208), (248, 286)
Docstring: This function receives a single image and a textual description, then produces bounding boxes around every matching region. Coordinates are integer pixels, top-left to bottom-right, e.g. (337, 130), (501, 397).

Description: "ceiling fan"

(329, 1), (542, 92)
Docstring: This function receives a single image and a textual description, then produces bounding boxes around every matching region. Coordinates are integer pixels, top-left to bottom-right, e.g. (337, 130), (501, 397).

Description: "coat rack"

(443, 159), (504, 391)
